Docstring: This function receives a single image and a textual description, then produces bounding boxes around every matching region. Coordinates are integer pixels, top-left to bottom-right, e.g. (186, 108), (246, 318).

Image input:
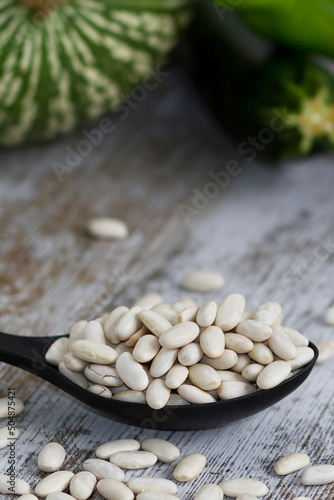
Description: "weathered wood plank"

(0, 68), (334, 499)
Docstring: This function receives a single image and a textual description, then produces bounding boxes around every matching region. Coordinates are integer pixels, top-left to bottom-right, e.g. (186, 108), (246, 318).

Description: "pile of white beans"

(45, 293), (316, 408)
(1, 436), (333, 499)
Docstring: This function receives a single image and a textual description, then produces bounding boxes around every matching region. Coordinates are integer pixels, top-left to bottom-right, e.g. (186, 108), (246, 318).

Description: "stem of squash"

(18, 0), (71, 15)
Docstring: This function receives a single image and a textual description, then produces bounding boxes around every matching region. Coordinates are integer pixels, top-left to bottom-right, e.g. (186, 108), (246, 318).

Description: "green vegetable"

(0, 0), (193, 146)
(215, 0), (334, 58)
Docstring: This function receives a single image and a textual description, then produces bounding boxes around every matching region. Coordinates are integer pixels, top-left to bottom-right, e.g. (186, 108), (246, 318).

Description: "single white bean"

(289, 346), (314, 370)
(86, 217), (129, 240)
(241, 364), (264, 383)
(58, 362), (89, 389)
(218, 381), (257, 400)
(256, 360), (291, 390)
(133, 335), (160, 363)
(254, 302), (282, 325)
(84, 365), (123, 387)
(83, 458), (125, 481)
(88, 385), (112, 398)
(83, 321), (106, 344)
(96, 439), (140, 459)
(141, 438), (180, 463)
(177, 385), (217, 404)
(71, 340), (118, 365)
(0, 475), (30, 495)
(127, 477), (177, 494)
(316, 341), (334, 364)
(188, 364), (221, 391)
(113, 391), (146, 403)
(69, 321), (87, 346)
(63, 353), (88, 373)
(268, 329), (298, 360)
(217, 371), (245, 382)
(178, 343), (203, 366)
(35, 471), (74, 498)
(176, 306), (199, 324)
(18, 495), (39, 500)
(115, 306), (142, 341)
(236, 320), (272, 342)
(69, 472), (96, 500)
(135, 293), (163, 309)
(116, 353), (149, 391)
(97, 479), (134, 500)
(159, 322), (200, 349)
(324, 305), (334, 325)
(173, 454), (206, 482)
(110, 451), (157, 470)
(274, 453), (310, 475)
(165, 365), (189, 389)
(231, 354), (251, 373)
(38, 443), (66, 473)
(202, 350), (238, 370)
(150, 348), (179, 378)
(219, 478), (269, 497)
(194, 484), (224, 500)
(45, 338), (70, 366)
(137, 493), (179, 500)
(146, 379), (171, 409)
(139, 310), (173, 338)
(197, 301), (218, 328)
(0, 426), (19, 449)
(200, 326), (225, 359)
(249, 343), (274, 365)
(104, 307), (129, 344)
(181, 270), (224, 292)
(215, 294), (246, 330)
(225, 334), (254, 354)
(300, 464), (334, 485)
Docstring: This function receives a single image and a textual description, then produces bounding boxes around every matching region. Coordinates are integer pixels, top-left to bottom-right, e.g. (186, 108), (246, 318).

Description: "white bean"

(110, 451), (157, 470)
(83, 321), (106, 344)
(127, 477), (177, 494)
(104, 307), (129, 344)
(274, 453), (310, 475)
(218, 381), (257, 400)
(181, 270), (224, 292)
(178, 343), (203, 366)
(231, 354), (251, 373)
(18, 495), (39, 500)
(254, 302), (282, 325)
(0, 426), (19, 449)
(97, 479), (134, 500)
(151, 305), (178, 325)
(58, 362), (89, 389)
(165, 365), (189, 389)
(116, 353), (149, 391)
(69, 321), (87, 346)
(176, 306), (199, 323)
(281, 326), (308, 347)
(86, 217), (129, 240)
(70, 472), (96, 500)
(316, 341), (334, 364)
(225, 334), (253, 354)
(38, 443), (66, 472)
(35, 471), (74, 498)
(256, 361), (291, 390)
(126, 326), (149, 348)
(45, 494), (75, 500)
(202, 350), (238, 370)
(139, 310), (173, 337)
(146, 379), (171, 409)
(215, 294), (245, 330)
(137, 494), (179, 500)
(150, 348), (179, 378)
(71, 340), (118, 365)
(133, 335), (160, 363)
(197, 301), (218, 327)
(83, 459), (125, 481)
(88, 385), (112, 398)
(45, 338), (70, 366)
(177, 385), (217, 404)
(63, 353), (87, 373)
(173, 454), (206, 482)
(200, 326), (225, 358)
(249, 343), (274, 365)
(289, 346), (314, 370)
(113, 391), (146, 403)
(115, 306), (142, 341)
(159, 322), (199, 349)
(217, 371), (245, 382)
(324, 305), (334, 325)
(236, 320), (272, 342)
(194, 484), (224, 500)
(188, 364), (221, 391)
(84, 365), (122, 387)
(241, 364), (264, 383)
(268, 329), (298, 360)
(96, 439), (140, 459)
(141, 438), (180, 463)
(135, 293), (163, 309)
(0, 475), (30, 495)
(219, 478), (268, 497)
(300, 464), (334, 485)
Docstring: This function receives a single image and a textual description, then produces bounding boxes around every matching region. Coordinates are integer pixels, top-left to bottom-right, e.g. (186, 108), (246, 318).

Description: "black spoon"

(0, 332), (318, 430)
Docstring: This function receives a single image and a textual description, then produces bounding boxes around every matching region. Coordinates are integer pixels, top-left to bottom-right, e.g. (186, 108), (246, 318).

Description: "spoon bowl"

(0, 332), (318, 430)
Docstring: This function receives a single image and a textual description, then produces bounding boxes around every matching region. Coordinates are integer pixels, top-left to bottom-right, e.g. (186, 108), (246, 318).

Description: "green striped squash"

(0, 0), (193, 146)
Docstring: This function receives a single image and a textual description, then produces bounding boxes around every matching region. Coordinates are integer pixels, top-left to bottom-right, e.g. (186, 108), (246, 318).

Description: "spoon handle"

(0, 332), (60, 376)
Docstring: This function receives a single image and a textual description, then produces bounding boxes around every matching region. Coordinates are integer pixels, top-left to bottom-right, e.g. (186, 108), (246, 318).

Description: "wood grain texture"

(1, 67), (334, 499)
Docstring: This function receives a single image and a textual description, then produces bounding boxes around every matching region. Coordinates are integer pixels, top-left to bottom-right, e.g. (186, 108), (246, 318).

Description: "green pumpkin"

(0, 0), (193, 146)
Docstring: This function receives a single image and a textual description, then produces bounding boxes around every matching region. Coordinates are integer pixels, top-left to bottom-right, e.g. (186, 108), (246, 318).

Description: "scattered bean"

(97, 479), (134, 500)
(219, 478), (269, 497)
(127, 477), (177, 494)
(316, 341), (334, 364)
(109, 451), (157, 470)
(86, 217), (129, 240)
(96, 439), (140, 459)
(38, 443), (66, 472)
(300, 464), (334, 485)
(173, 454), (206, 482)
(274, 453), (310, 475)
(194, 484), (224, 500)
(0, 475), (31, 495)
(181, 270), (225, 292)
(69, 471), (96, 500)
(141, 438), (180, 463)
(35, 471), (74, 498)
(83, 459), (125, 481)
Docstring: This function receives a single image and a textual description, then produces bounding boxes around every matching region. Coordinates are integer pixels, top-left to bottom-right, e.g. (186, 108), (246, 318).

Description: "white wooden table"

(0, 67), (334, 499)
